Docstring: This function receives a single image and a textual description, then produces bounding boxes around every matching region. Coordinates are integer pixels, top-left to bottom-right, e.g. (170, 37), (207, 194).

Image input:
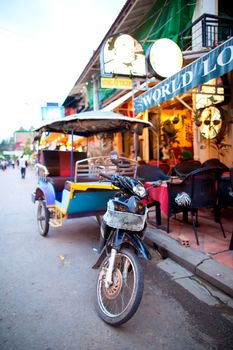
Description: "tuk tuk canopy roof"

(34, 111), (152, 138)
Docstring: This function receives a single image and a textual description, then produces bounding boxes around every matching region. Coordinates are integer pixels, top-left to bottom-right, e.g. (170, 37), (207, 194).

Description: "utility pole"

(92, 75), (99, 111)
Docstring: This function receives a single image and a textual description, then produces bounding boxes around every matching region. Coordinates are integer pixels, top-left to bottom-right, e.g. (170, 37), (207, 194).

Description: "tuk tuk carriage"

(31, 111), (152, 236)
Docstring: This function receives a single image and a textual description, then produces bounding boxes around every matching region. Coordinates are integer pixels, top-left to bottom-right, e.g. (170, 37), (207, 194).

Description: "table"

(143, 182), (169, 229)
(144, 178), (183, 230)
(145, 182), (169, 216)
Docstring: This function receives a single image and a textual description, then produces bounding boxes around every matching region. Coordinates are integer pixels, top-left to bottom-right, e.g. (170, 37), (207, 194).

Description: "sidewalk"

(146, 208), (233, 298)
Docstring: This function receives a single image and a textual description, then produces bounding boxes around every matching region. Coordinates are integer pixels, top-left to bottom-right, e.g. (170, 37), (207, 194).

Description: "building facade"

(63, 0), (233, 167)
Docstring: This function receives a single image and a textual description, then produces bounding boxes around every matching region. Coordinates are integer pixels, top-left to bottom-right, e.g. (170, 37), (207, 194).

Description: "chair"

(159, 162), (171, 175)
(167, 166), (226, 245)
(218, 167), (233, 210)
(174, 160), (201, 179)
(230, 168), (233, 190)
(136, 164), (170, 183)
(202, 158), (229, 172)
(229, 169), (233, 251)
(203, 160), (230, 210)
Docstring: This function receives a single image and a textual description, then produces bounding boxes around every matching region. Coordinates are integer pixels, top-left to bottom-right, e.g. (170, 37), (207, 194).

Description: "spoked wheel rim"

(102, 268), (123, 300)
(37, 200), (49, 236)
(96, 249), (144, 325)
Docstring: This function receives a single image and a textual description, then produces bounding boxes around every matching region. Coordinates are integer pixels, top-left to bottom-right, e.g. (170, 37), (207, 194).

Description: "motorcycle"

(92, 170), (161, 326)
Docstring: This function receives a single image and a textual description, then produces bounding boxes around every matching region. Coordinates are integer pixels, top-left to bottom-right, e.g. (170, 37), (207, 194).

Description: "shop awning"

(134, 36), (233, 114)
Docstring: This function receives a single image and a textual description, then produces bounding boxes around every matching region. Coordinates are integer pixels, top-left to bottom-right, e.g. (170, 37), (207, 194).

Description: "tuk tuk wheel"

(37, 200), (49, 236)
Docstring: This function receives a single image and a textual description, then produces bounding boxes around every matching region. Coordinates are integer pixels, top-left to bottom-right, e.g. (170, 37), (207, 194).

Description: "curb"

(146, 227), (233, 298)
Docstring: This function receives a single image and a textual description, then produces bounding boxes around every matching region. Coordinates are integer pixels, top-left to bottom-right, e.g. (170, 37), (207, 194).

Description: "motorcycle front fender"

(92, 229), (151, 270)
(92, 247), (107, 269)
(113, 229), (151, 260)
(93, 230), (125, 270)
(125, 232), (151, 260)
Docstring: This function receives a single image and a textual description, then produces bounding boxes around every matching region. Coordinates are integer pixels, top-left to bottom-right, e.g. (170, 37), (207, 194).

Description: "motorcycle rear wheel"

(96, 248), (144, 326)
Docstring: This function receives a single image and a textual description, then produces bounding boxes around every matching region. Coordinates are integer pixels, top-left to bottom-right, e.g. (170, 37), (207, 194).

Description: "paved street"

(0, 166), (233, 350)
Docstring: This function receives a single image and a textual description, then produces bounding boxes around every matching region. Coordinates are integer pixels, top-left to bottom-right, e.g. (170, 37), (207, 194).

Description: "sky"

(0, 0), (126, 141)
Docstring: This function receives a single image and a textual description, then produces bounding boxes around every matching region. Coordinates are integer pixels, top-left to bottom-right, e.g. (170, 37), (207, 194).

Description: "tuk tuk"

(32, 111), (152, 236)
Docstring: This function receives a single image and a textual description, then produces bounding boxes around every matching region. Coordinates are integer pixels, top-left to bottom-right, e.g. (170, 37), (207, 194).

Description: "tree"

(0, 136), (15, 152)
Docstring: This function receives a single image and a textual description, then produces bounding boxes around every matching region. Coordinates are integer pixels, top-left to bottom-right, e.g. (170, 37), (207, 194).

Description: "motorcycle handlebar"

(100, 172), (162, 188)
(99, 172), (113, 181)
(146, 180), (162, 191)
(152, 180), (162, 187)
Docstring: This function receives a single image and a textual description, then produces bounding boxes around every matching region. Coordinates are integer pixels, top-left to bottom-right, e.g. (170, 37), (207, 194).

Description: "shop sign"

(101, 77), (132, 89)
(41, 104), (65, 121)
(100, 33), (146, 77)
(100, 34), (184, 81)
(195, 78), (224, 109)
(134, 37), (233, 114)
(148, 38), (183, 79)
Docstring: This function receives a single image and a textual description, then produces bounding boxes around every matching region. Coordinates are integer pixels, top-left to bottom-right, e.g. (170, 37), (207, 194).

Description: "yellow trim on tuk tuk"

(68, 181), (118, 192)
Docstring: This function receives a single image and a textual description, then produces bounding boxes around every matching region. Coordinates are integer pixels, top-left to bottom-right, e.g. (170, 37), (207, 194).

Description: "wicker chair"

(158, 162), (171, 175)
(174, 160), (201, 179)
(229, 168), (233, 250)
(136, 164), (170, 183)
(218, 165), (232, 210)
(230, 168), (233, 190)
(167, 166), (226, 245)
(202, 158), (229, 171)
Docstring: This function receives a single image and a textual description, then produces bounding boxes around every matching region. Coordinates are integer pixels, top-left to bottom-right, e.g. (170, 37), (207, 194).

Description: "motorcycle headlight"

(134, 200), (145, 214)
(114, 202), (128, 212)
(133, 184), (146, 198)
(109, 200), (128, 212)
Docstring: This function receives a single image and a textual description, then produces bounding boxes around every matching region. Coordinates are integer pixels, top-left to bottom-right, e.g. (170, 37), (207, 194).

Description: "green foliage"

(161, 119), (179, 145)
(0, 138), (15, 152)
(22, 137), (33, 156)
(210, 133), (231, 157)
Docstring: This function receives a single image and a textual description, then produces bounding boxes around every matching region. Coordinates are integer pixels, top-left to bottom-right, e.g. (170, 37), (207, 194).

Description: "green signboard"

(134, 37), (233, 114)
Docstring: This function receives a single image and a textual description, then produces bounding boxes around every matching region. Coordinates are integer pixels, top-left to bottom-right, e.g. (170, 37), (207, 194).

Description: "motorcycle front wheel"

(96, 248), (144, 326)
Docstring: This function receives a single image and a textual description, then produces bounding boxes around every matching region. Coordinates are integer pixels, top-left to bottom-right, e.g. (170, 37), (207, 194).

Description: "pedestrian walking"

(11, 159), (15, 168)
(19, 156), (26, 179)
(1, 159), (7, 171)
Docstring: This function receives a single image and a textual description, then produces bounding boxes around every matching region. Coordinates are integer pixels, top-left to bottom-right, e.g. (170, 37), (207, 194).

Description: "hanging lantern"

(195, 120), (202, 127)
(172, 116), (179, 124)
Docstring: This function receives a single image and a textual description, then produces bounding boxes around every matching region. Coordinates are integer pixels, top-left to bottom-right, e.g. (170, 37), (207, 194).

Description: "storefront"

(133, 37), (233, 166)
(99, 36), (233, 167)
(63, 0), (233, 167)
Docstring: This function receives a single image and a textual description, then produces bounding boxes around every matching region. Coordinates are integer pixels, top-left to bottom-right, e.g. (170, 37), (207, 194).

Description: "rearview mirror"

(110, 151), (120, 165)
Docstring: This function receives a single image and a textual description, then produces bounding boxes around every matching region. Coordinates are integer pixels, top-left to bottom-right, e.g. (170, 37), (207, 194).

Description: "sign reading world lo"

(134, 37), (233, 114)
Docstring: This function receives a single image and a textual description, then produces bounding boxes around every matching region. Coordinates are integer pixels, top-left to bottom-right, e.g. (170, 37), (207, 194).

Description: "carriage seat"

(47, 176), (73, 193)
(41, 150), (87, 177)
(47, 175), (100, 193)
(64, 176), (100, 191)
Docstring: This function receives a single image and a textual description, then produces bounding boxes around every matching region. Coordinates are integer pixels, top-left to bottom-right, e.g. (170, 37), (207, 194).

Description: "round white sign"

(148, 38), (183, 79)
